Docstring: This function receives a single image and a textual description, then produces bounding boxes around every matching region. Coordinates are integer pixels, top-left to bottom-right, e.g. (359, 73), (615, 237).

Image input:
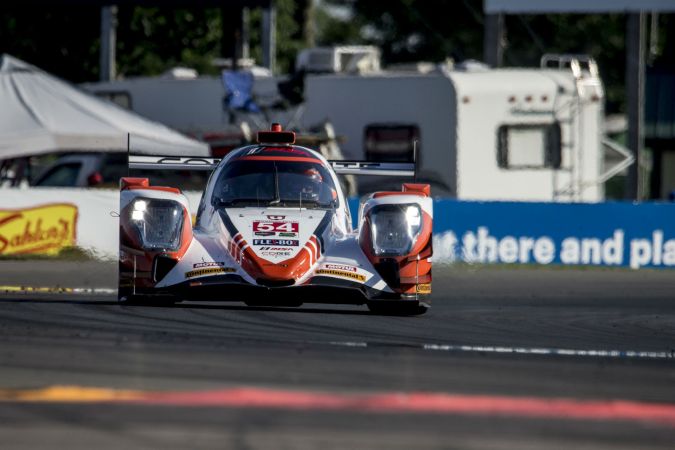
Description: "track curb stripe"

(0, 385), (674, 427)
(0, 286), (116, 295)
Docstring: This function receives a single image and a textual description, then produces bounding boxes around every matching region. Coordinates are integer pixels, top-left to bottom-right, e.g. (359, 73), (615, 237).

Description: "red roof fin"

(257, 123), (296, 145)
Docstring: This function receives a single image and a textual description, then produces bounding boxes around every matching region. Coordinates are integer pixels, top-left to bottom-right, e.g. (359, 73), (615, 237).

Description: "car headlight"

(129, 198), (184, 251)
(369, 204), (422, 256)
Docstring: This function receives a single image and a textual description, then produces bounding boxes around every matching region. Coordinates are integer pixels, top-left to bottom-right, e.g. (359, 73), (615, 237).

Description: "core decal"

(315, 269), (367, 283)
(257, 246), (294, 257)
(185, 267), (236, 278)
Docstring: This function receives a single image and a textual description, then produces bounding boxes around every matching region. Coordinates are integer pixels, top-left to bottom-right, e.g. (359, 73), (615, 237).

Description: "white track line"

(2, 288), (672, 361)
(328, 341), (675, 360)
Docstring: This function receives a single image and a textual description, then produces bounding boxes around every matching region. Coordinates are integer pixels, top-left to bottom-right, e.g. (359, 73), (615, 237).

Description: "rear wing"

(329, 161), (415, 177)
(128, 155), (416, 177)
(129, 155), (221, 171)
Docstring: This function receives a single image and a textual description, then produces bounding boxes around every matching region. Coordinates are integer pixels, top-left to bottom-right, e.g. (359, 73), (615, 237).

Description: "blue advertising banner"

(349, 199), (675, 269)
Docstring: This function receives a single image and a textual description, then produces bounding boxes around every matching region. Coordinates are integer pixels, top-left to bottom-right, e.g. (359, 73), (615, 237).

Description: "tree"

(0, 5), (101, 82)
(323, 0), (672, 114)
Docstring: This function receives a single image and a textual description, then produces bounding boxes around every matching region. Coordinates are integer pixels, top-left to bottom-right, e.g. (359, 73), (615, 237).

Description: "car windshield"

(212, 159), (338, 209)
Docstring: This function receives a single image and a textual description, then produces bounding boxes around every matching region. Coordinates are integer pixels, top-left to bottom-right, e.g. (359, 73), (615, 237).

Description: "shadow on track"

(0, 295), (385, 316)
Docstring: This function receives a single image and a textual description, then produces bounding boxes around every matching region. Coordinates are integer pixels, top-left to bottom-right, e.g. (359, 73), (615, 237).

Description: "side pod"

(118, 177), (193, 301)
(358, 183), (433, 301)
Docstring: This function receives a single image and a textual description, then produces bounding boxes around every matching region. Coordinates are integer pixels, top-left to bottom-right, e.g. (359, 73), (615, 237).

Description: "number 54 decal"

(253, 221), (299, 233)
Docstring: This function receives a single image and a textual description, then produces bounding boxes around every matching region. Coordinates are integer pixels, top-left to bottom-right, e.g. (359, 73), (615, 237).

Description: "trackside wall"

(1, 189), (673, 269)
(349, 198), (675, 269)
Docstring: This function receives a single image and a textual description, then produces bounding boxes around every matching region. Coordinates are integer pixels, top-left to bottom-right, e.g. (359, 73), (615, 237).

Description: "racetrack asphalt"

(0, 260), (674, 449)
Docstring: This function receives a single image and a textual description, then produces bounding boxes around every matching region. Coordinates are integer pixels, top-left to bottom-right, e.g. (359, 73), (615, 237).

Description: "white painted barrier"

(0, 188), (202, 260)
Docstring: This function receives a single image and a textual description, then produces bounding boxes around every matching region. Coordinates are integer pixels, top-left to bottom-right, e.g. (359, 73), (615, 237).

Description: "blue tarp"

(348, 198), (675, 269)
(222, 71), (260, 113)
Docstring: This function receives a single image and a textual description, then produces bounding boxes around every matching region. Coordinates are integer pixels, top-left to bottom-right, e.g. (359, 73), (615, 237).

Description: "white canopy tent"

(0, 54), (210, 159)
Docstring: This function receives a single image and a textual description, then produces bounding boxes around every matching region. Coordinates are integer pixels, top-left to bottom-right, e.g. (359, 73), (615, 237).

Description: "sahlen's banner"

(0, 203), (77, 255)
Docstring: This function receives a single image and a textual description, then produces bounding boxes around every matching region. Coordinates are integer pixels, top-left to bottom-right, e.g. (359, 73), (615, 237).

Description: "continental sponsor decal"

(416, 283), (432, 294)
(185, 267), (236, 278)
(315, 269), (366, 283)
(0, 203), (77, 255)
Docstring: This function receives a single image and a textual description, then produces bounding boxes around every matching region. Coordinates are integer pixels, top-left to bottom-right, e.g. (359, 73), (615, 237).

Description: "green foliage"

(249, 0), (304, 74)
(328, 1), (673, 114)
(1, 1), (673, 115)
(504, 14), (626, 112)
(0, 6), (100, 82)
(117, 7), (222, 77)
(315, 5), (365, 46)
(345, 0), (484, 63)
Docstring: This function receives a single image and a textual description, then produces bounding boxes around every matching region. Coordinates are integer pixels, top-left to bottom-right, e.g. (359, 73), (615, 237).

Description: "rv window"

(95, 91), (132, 110)
(497, 124), (561, 169)
(364, 124), (419, 162)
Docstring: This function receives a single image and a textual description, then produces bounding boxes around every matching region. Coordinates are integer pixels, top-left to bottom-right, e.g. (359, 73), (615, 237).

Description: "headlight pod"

(369, 204), (422, 256)
(129, 198), (184, 251)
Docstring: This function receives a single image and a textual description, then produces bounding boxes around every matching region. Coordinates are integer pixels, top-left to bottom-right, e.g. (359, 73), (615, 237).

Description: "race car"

(118, 124), (433, 314)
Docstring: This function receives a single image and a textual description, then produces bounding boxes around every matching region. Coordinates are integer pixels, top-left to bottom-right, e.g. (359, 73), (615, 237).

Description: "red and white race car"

(118, 124), (433, 314)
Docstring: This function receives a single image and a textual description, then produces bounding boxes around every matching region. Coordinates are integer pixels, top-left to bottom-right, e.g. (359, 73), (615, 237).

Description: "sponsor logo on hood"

(193, 261), (229, 269)
(253, 221), (299, 233)
(253, 239), (298, 246)
(185, 267), (236, 278)
(278, 232), (298, 237)
(416, 283), (432, 294)
(261, 251), (292, 257)
(315, 269), (366, 283)
(323, 263), (358, 273)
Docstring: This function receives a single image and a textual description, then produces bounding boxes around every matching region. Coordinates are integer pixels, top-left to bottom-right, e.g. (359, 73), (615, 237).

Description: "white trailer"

(83, 50), (630, 202)
(302, 54), (617, 201)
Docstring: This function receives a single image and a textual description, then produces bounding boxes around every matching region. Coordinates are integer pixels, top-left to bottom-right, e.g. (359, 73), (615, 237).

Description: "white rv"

(83, 49), (630, 201)
(301, 53), (616, 201)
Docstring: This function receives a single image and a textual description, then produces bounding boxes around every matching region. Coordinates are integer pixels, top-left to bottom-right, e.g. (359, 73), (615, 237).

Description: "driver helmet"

(299, 168), (322, 201)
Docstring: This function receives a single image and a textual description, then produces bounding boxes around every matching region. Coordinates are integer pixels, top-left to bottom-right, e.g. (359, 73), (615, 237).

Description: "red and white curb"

(0, 384), (674, 427)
